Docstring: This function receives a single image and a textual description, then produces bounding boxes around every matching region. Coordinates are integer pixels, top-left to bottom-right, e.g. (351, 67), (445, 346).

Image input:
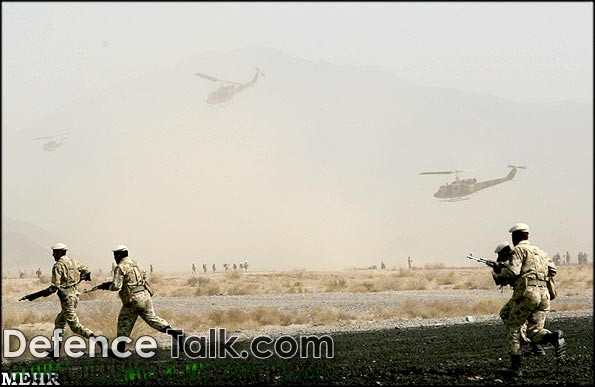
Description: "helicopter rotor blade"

(32, 132), (70, 140)
(194, 72), (220, 82)
(419, 171), (456, 175)
(507, 165), (527, 169)
(194, 72), (243, 86)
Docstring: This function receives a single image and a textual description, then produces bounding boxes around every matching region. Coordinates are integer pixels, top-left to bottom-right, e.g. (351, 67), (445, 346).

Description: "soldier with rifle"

(496, 224), (564, 377)
(19, 243), (105, 360)
(487, 242), (546, 357)
(88, 245), (184, 355)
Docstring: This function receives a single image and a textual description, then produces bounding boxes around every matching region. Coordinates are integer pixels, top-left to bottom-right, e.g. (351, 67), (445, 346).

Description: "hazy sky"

(3, 2), (592, 123)
(2, 2), (593, 272)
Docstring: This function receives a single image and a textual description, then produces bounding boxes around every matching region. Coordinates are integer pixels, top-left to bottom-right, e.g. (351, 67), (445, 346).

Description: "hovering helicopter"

(194, 67), (265, 105)
(32, 133), (70, 152)
(419, 165), (527, 202)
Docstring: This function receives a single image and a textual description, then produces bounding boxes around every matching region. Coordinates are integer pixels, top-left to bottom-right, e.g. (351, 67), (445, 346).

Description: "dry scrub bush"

(311, 307), (355, 325)
(436, 271), (458, 285)
(194, 283), (221, 296)
(322, 276), (347, 292)
(398, 298), (502, 319)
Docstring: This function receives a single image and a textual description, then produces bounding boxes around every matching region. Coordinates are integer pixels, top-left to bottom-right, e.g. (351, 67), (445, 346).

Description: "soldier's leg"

(136, 293), (170, 332)
(527, 287), (565, 357)
(499, 300), (512, 323)
(63, 296), (94, 338)
(50, 311), (67, 361)
(525, 287), (550, 343)
(54, 310), (66, 331)
(504, 299), (533, 355)
(134, 292), (185, 356)
(117, 304), (139, 338)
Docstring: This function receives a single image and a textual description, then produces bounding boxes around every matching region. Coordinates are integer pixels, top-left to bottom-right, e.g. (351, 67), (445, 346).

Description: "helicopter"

(194, 67), (264, 105)
(32, 133), (70, 152)
(419, 165), (527, 202)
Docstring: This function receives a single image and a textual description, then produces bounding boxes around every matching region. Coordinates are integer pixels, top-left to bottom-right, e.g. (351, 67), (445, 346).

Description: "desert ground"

(2, 265), (592, 385)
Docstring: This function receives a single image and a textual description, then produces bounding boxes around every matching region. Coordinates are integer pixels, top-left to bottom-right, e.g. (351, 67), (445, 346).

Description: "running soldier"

(94, 245), (183, 354)
(491, 242), (545, 356)
(496, 224), (565, 377)
(19, 243), (99, 360)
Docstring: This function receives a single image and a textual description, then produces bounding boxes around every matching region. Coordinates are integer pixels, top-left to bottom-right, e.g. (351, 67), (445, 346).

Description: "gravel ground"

(5, 288), (592, 317)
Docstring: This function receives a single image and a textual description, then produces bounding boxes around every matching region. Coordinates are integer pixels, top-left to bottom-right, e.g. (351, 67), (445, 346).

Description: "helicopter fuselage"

(433, 179), (477, 199)
(207, 85), (238, 105)
(433, 168), (519, 199)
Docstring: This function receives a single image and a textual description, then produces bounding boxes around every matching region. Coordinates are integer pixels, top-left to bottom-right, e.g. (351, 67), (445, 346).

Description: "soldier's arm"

(546, 254), (557, 278)
(507, 248), (523, 276)
(75, 258), (90, 276)
(47, 263), (63, 293)
(497, 249), (523, 282)
(139, 264), (148, 281)
(109, 266), (124, 291)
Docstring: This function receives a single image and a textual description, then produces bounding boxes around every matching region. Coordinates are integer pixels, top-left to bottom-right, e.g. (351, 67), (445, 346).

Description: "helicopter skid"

(440, 197), (470, 202)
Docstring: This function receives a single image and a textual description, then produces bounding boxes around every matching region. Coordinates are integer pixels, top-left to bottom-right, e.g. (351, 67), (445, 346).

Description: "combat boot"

(500, 354), (522, 378)
(544, 330), (566, 358)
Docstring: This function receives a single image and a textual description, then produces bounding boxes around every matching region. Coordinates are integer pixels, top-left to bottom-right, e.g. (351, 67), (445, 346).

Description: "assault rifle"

(20, 271), (92, 301)
(466, 253), (511, 272)
(19, 287), (53, 301)
(467, 254), (498, 268)
(83, 281), (112, 294)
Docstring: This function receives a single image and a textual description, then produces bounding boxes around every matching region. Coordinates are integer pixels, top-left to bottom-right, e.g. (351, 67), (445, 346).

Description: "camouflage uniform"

(110, 257), (170, 337)
(49, 256), (94, 338)
(497, 240), (556, 356)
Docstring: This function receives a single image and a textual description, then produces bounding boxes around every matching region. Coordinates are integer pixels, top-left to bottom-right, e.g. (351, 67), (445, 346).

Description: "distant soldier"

(239, 263), (244, 271)
(19, 243), (99, 360)
(407, 256), (413, 269)
(380, 261), (386, 270)
(150, 264), (154, 274)
(565, 251), (571, 266)
(212, 264), (216, 273)
(233, 263), (237, 272)
(36, 268), (42, 278)
(111, 262), (116, 274)
(224, 263), (229, 272)
(93, 245), (183, 354)
(584, 252), (589, 264)
(203, 263), (207, 273)
(192, 263), (197, 275)
(244, 261), (248, 272)
(552, 253), (561, 266)
(19, 270), (25, 279)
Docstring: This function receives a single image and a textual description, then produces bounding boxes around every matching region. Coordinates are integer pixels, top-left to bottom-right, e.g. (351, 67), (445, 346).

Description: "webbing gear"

(527, 279), (547, 287)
